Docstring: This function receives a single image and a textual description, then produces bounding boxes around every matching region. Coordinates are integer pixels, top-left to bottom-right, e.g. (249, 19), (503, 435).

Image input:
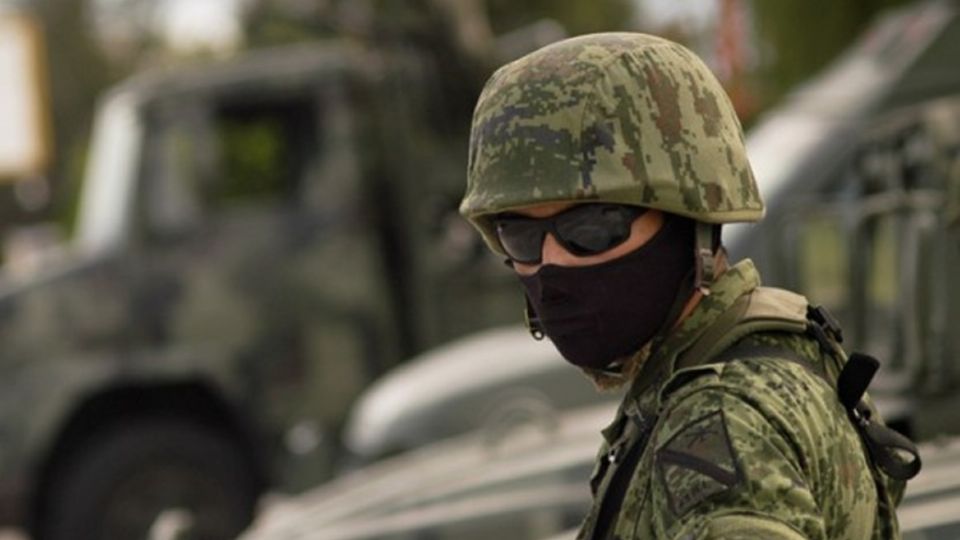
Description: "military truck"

(0, 42), (523, 540)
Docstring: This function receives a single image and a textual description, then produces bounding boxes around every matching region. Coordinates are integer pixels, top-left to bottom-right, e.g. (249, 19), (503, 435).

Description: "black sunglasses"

(493, 204), (647, 264)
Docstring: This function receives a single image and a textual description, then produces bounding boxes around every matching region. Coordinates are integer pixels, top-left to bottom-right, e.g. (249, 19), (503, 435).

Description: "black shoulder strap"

(582, 299), (920, 539)
(582, 411), (655, 540)
(711, 331), (921, 482)
(838, 353), (922, 481)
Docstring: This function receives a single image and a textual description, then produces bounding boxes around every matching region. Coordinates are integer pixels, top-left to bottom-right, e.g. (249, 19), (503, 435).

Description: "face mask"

(519, 216), (694, 371)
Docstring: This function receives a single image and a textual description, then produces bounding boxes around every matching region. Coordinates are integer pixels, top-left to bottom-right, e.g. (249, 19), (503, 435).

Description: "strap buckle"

(839, 353), (922, 481)
(693, 222), (715, 295)
(524, 297), (545, 340)
(837, 353), (879, 410)
(808, 305), (844, 343)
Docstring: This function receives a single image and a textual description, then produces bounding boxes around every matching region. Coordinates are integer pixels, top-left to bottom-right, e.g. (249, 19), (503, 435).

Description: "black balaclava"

(519, 215), (695, 371)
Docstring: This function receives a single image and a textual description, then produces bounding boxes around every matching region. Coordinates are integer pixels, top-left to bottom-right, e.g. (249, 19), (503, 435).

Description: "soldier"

(460, 33), (919, 539)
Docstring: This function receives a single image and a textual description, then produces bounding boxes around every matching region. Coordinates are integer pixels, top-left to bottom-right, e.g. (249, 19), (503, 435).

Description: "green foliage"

(213, 118), (288, 204)
(241, 0), (636, 50)
(750, 0), (913, 107)
(55, 137), (92, 236)
(25, 0), (114, 232)
(485, 0), (635, 35)
(242, 2), (337, 48)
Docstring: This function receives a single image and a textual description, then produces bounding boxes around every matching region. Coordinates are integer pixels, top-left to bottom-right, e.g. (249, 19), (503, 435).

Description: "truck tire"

(39, 419), (259, 540)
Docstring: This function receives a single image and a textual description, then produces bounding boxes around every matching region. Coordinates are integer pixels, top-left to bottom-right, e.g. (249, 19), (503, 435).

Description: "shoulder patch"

(656, 410), (742, 517)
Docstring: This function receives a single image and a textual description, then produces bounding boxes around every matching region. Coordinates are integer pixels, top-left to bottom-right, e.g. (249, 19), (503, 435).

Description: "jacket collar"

(601, 259), (760, 444)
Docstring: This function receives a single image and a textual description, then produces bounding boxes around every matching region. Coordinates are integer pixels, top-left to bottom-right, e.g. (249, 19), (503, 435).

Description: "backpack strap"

(675, 287), (809, 372)
(671, 287), (921, 482)
(583, 288), (920, 539)
(837, 354), (922, 481)
(582, 405), (656, 540)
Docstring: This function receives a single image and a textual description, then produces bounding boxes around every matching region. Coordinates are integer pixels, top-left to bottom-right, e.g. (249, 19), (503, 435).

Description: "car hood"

(246, 405), (960, 540)
(243, 403), (615, 540)
(343, 326), (612, 460)
(0, 244), (107, 304)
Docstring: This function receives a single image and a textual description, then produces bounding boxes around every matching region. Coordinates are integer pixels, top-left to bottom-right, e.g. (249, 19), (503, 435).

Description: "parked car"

(343, 326), (604, 463)
(243, 403), (609, 540)
(242, 402), (960, 540)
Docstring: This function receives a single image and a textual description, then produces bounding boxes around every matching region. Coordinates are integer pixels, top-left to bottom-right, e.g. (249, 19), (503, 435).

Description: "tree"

(750, 0), (913, 109)
(3, 0), (115, 231)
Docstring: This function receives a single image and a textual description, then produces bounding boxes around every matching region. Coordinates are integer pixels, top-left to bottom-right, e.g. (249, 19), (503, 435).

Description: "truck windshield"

(75, 92), (144, 254)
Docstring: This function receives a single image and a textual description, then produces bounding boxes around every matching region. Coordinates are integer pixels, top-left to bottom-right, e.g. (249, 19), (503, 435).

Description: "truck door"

(365, 53), (524, 354)
(130, 79), (399, 487)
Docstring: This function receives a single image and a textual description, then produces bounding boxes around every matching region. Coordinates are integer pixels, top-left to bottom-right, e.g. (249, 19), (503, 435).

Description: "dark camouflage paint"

(460, 33), (764, 256)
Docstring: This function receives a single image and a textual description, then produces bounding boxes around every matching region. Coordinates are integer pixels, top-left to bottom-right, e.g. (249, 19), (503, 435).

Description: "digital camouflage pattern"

(460, 33), (764, 256)
(578, 261), (901, 540)
(460, 32), (904, 540)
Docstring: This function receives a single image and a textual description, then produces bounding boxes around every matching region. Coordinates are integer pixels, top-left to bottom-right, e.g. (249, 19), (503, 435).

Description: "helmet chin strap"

(693, 221), (716, 295)
(525, 296), (545, 340)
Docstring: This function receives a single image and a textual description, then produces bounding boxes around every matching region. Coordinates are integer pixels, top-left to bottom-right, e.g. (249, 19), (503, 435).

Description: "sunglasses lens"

(495, 205), (643, 263)
(556, 205), (634, 255)
(496, 220), (545, 264)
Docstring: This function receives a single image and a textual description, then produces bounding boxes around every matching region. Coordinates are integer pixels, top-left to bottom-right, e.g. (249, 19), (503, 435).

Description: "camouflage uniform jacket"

(578, 260), (902, 540)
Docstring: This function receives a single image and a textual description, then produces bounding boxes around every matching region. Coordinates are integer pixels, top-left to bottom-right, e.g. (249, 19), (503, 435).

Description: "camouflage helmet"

(460, 32), (764, 257)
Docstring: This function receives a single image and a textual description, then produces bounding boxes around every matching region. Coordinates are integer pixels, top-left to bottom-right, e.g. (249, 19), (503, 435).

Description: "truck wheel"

(39, 419), (260, 540)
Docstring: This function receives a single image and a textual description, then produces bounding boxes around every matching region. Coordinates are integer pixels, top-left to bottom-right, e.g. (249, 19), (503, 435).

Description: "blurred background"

(0, 0), (918, 238)
(1, 0), (958, 539)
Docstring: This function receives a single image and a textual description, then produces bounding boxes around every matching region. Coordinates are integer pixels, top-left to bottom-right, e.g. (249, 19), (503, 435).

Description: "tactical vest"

(584, 287), (921, 540)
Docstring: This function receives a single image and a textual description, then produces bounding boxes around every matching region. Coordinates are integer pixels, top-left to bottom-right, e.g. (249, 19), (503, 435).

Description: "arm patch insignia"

(656, 410), (743, 517)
